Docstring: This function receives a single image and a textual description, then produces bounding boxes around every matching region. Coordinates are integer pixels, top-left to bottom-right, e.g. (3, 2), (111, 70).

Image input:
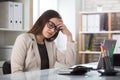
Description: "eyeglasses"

(47, 21), (60, 33)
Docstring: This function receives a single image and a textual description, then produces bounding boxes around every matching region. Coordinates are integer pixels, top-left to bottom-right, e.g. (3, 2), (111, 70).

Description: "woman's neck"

(36, 35), (45, 45)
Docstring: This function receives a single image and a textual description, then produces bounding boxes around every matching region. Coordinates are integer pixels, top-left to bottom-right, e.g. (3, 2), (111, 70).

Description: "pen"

(110, 45), (115, 69)
(100, 45), (105, 57)
(111, 45), (115, 57)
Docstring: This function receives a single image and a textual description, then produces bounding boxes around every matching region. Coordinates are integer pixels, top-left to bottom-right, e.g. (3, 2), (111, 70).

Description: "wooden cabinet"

(79, 11), (120, 64)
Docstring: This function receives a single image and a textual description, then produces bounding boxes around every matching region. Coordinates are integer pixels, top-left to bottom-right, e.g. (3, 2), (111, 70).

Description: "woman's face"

(42, 18), (62, 39)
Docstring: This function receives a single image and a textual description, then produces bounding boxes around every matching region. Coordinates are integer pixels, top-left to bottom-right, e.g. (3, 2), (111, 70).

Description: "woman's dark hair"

(28, 10), (62, 41)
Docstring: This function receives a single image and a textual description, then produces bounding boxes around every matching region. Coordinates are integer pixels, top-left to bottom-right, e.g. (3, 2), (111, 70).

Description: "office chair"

(2, 60), (11, 74)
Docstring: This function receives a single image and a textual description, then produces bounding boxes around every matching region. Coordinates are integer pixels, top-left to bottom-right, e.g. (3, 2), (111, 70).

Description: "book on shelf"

(82, 34), (108, 52)
(111, 13), (120, 31)
(100, 13), (108, 31)
(86, 34), (93, 51)
(82, 34), (93, 51)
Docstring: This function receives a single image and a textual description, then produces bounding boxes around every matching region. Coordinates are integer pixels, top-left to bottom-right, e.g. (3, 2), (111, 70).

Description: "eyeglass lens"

(48, 21), (60, 32)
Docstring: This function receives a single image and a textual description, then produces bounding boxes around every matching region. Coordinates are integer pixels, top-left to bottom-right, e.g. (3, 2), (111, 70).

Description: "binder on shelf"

(0, 1), (14, 29)
(94, 14), (100, 32)
(87, 15), (93, 32)
(87, 14), (100, 32)
(13, 2), (23, 30)
(82, 15), (88, 31)
(0, 1), (23, 30)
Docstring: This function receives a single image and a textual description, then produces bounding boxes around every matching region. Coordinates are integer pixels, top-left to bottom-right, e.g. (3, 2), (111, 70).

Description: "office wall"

(56, 0), (76, 50)
(56, 0), (81, 50)
(33, 0), (58, 24)
(82, 0), (120, 11)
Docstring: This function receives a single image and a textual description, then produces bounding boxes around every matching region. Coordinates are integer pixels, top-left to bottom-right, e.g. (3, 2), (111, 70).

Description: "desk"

(0, 64), (120, 80)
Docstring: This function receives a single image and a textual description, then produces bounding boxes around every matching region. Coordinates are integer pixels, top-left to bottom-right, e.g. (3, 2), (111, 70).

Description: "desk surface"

(0, 64), (120, 80)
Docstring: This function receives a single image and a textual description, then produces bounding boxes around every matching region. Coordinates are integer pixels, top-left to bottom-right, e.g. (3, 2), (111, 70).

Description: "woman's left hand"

(57, 22), (70, 36)
(58, 22), (74, 42)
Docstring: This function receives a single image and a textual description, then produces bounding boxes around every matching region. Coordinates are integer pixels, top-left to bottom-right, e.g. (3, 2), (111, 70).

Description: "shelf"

(79, 51), (119, 55)
(79, 31), (120, 34)
(0, 45), (13, 48)
(79, 51), (101, 54)
(0, 28), (28, 32)
(79, 10), (120, 14)
(78, 11), (120, 63)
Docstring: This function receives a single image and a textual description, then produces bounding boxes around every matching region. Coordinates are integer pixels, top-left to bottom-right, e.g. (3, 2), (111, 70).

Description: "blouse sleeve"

(56, 41), (77, 66)
(11, 34), (27, 73)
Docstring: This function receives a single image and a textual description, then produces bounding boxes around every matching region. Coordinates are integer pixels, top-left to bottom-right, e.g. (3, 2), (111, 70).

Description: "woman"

(11, 10), (77, 73)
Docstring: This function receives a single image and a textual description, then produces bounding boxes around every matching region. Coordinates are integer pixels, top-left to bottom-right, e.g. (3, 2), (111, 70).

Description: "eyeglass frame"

(47, 21), (60, 33)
